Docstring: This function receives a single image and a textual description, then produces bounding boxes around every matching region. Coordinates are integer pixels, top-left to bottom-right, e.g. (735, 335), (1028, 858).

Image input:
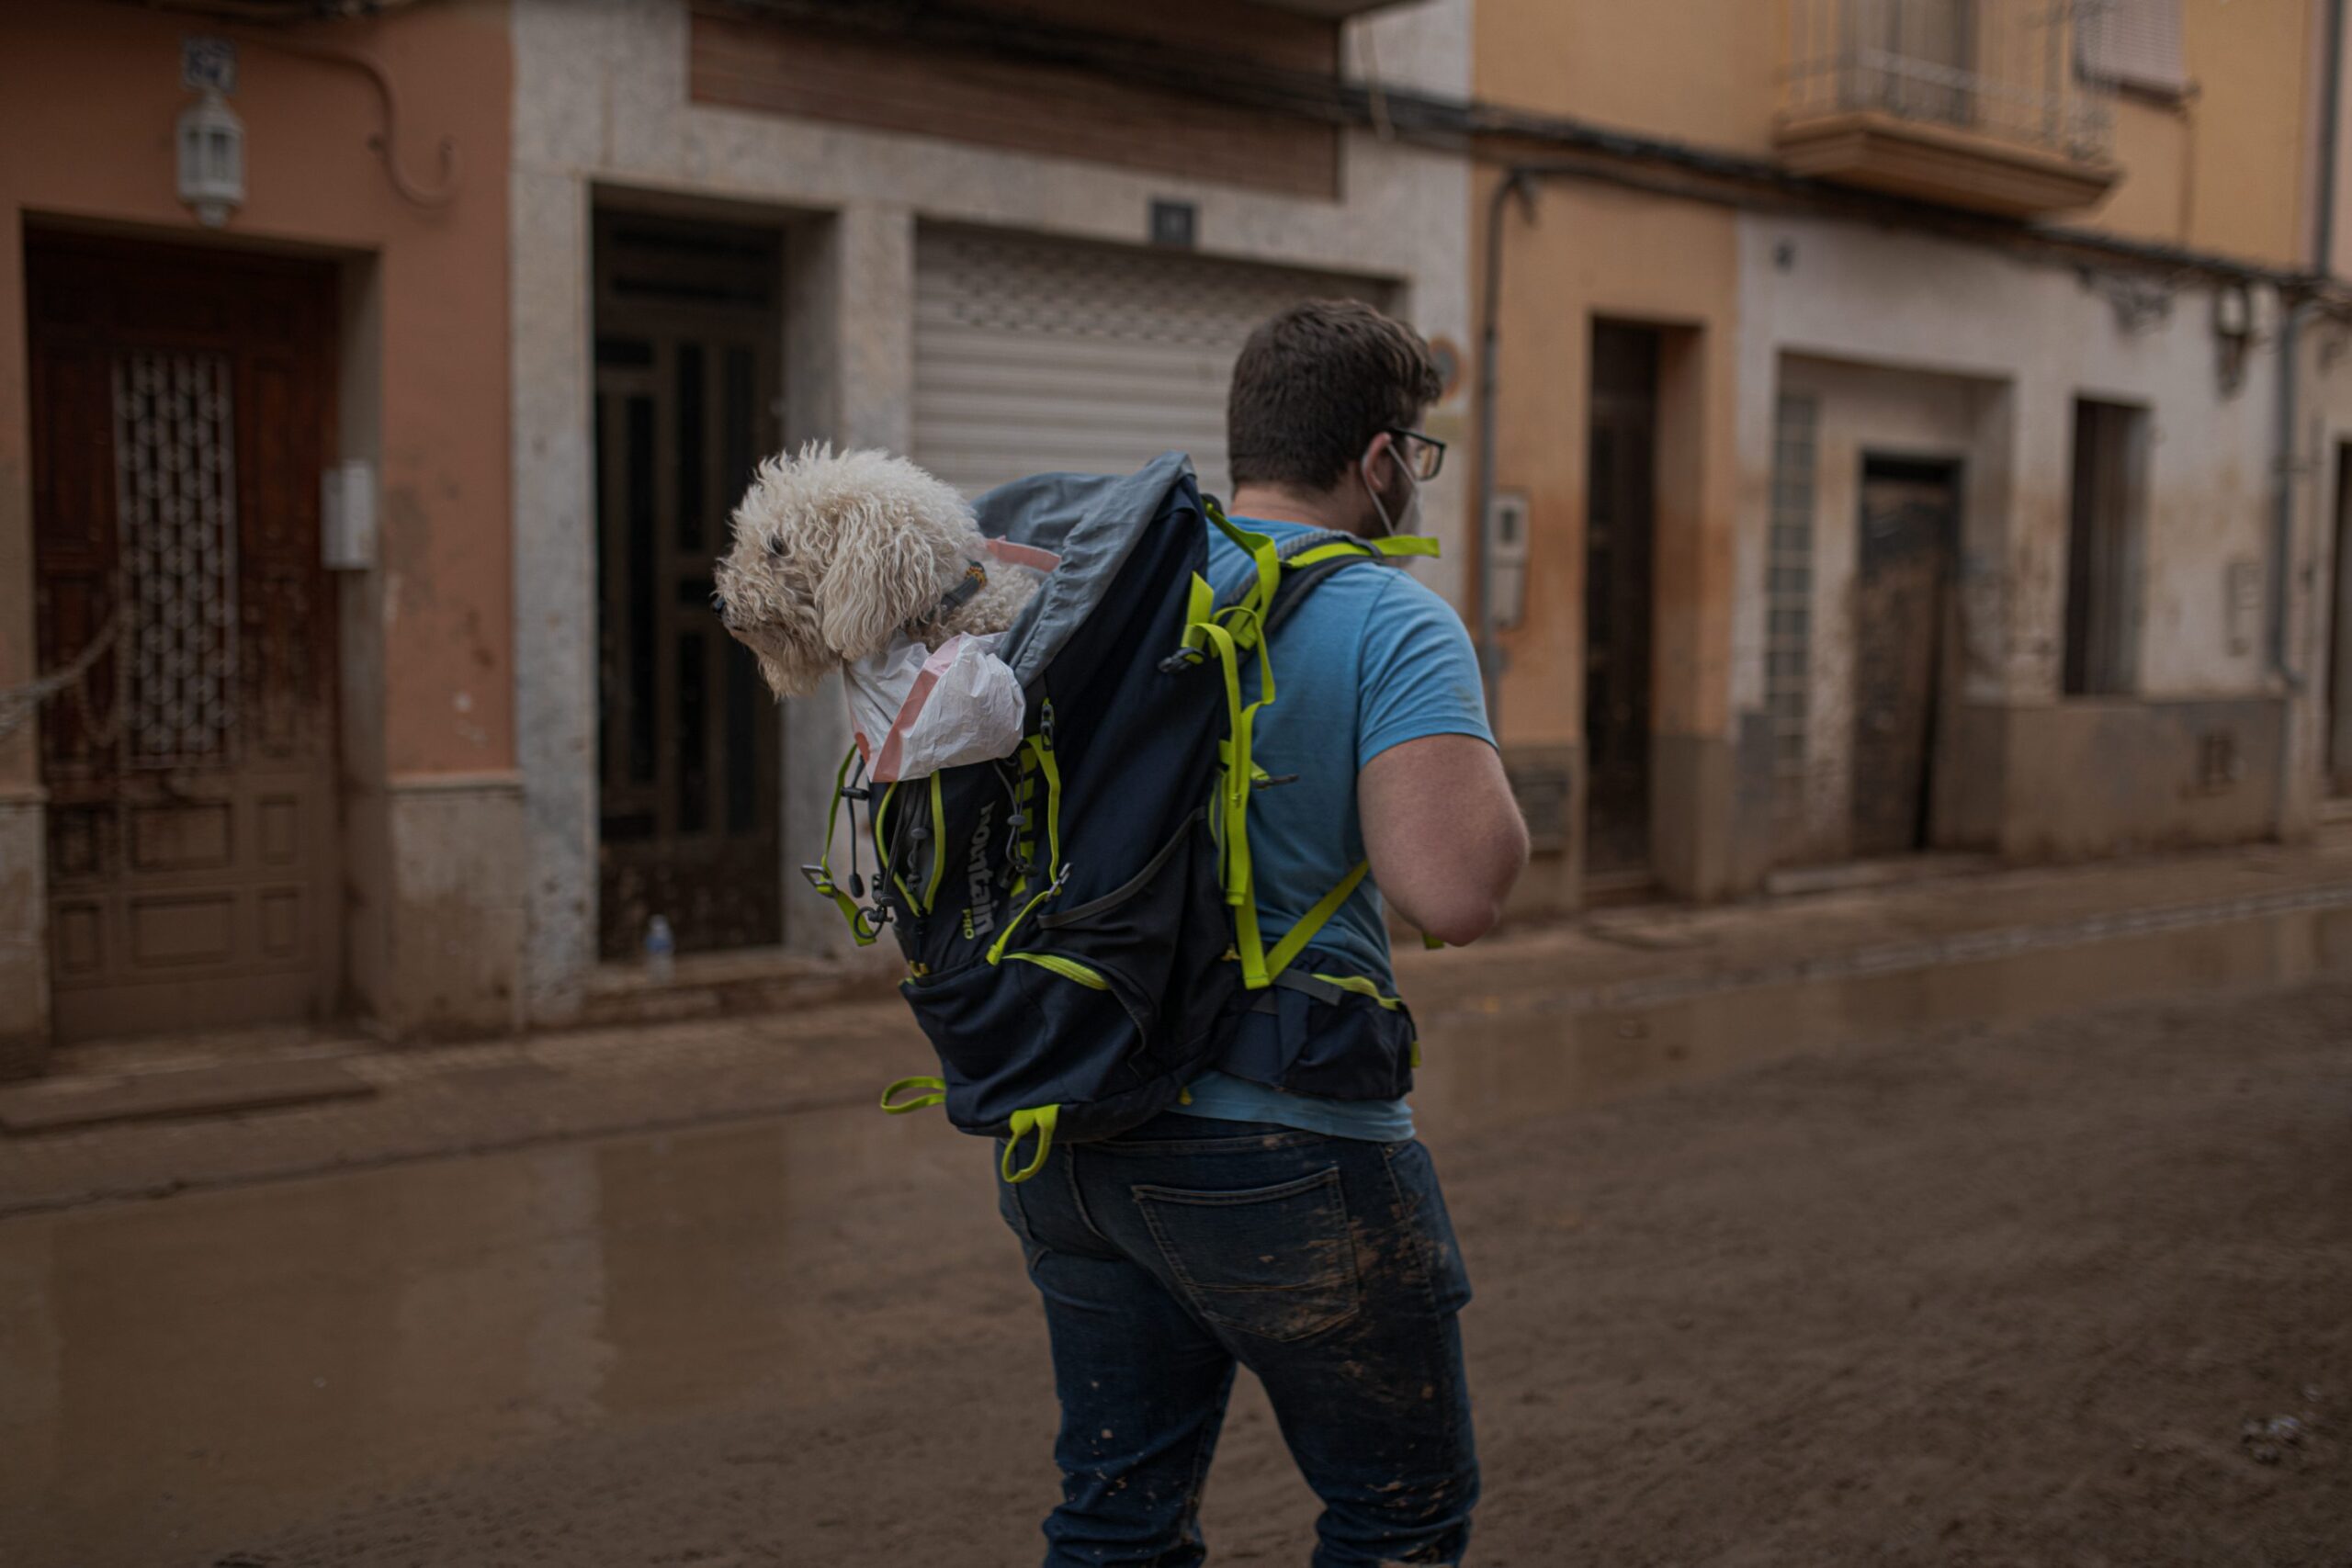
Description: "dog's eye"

(767, 537), (784, 557)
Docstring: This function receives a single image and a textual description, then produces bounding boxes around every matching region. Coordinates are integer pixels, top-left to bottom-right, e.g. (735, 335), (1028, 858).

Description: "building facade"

(1476, 0), (2352, 914)
(2, 0), (1470, 1066)
(506, 0), (1475, 1021)
(1, 0), (521, 1075)
(12, 0), (2348, 1070)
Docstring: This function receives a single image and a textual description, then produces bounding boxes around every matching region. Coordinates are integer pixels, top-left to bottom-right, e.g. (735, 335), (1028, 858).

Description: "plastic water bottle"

(644, 914), (675, 985)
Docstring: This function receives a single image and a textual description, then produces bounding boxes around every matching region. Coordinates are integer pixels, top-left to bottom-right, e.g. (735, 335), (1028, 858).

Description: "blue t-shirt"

(1171, 517), (1495, 1142)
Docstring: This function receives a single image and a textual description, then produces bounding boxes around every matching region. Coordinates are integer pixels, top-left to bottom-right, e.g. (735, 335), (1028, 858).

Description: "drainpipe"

(2273, 0), (2342, 826)
(1475, 167), (1538, 728)
(2276, 307), (2307, 697)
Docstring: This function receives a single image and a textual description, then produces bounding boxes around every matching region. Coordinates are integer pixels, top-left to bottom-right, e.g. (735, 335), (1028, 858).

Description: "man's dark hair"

(1227, 300), (1443, 493)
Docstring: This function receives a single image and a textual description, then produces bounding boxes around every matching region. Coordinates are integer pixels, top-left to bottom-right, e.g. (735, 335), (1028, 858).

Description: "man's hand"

(1358, 734), (1530, 947)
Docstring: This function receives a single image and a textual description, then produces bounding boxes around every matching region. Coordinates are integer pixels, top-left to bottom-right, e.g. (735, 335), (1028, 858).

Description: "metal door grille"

(592, 211), (785, 960)
(112, 351), (238, 768)
(1768, 391), (1819, 828)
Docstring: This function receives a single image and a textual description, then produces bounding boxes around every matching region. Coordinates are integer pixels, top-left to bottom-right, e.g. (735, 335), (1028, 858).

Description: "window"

(1874, 0), (1976, 126)
(2063, 398), (2149, 697)
(2076, 0), (2188, 102)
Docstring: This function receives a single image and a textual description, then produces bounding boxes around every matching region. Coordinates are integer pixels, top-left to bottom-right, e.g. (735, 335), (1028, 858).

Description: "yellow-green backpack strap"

(1262, 859), (1371, 983)
(806, 745), (878, 944)
(879, 1076), (947, 1113)
(1001, 1104), (1060, 1183)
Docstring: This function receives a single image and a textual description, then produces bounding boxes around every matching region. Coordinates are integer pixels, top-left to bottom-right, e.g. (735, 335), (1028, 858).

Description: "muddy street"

(4, 905), (2350, 1566)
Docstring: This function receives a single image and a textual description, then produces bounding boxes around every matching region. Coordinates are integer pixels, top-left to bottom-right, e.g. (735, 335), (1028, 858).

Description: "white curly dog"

(713, 444), (1041, 697)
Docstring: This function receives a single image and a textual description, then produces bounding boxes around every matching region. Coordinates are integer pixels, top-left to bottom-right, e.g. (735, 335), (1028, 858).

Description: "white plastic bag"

(844, 631), (1027, 783)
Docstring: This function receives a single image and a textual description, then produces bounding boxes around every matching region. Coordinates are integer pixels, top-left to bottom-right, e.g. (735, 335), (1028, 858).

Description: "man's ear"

(1352, 429), (1397, 530)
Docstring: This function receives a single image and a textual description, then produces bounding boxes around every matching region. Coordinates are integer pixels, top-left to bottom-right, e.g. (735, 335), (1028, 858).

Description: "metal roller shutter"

(912, 226), (1385, 501)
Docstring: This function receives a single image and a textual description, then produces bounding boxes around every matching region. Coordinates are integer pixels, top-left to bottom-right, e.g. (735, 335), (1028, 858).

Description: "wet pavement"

(4, 901), (2350, 1565)
(1416, 901), (2352, 1127)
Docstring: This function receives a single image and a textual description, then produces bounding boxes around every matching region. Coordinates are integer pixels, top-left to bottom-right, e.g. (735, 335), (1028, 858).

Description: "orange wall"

(2177, 0), (2315, 265)
(1474, 0), (2320, 272)
(2091, 92), (2198, 250)
(2080, 0), (2316, 265)
(0, 0), (513, 781)
(1476, 0), (1781, 158)
(1475, 173), (1742, 747)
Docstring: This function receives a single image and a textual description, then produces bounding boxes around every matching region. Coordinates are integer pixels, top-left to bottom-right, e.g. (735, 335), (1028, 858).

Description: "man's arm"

(1358, 734), (1529, 947)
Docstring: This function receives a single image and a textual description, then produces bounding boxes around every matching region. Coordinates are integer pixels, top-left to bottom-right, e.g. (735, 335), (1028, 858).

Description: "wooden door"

(2328, 443), (2352, 796)
(1851, 461), (1957, 858)
(593, 213), (783, 961)
(1584, 322), (1658, 878)
(28, 234), (341, 1041)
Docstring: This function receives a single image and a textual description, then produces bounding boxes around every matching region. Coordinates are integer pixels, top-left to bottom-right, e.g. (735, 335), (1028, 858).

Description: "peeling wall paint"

(1734, 212), (2348, 871)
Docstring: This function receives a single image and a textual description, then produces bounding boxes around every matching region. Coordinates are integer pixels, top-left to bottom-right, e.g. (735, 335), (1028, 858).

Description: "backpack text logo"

(963, 803), (996, 940)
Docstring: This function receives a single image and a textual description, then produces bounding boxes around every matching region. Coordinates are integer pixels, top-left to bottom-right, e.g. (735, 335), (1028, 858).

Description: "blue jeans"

(996, 1113), (1479, 1566)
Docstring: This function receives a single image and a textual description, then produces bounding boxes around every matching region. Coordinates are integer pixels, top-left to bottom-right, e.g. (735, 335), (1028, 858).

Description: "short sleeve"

(1354, 573), (1496, 771)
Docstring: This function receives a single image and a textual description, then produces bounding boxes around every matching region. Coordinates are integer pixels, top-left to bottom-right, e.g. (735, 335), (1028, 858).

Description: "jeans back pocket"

(1132, 1168), (1362, 1344)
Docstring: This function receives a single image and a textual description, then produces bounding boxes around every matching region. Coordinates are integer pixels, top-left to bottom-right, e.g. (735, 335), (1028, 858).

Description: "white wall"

(1735, 212), (2295, 714)
(1774, 355), (2007, 853)
(1729, 211), (2352, 862)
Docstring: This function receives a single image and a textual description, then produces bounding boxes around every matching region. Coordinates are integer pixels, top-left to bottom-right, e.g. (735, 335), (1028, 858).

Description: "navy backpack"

(803, 455), (1430, 1181)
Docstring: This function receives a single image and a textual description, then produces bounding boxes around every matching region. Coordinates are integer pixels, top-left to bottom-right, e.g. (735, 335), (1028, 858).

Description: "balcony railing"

(1782, 0), (2116, 166)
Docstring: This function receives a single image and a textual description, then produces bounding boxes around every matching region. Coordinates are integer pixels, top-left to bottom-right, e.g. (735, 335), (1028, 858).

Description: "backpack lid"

(971, 452), (1199, 689)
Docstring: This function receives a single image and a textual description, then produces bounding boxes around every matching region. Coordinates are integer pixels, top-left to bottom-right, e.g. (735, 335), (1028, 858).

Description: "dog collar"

(917, 559), (987, 629)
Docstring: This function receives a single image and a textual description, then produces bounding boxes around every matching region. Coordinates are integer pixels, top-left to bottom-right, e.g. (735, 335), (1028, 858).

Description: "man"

(996, 300), (1529, 1567)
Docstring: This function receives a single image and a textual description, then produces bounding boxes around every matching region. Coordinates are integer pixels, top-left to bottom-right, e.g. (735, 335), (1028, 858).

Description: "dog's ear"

(815, 493), (960, 660)
(752, 640), (835, 698)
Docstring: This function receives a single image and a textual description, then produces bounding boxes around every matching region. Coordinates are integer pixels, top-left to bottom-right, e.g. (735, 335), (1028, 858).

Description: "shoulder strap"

(1262, 557), (1363, 639)
(1261, 532), (1442, 640)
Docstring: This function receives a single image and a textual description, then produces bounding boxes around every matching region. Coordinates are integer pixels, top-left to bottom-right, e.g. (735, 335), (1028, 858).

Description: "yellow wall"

(2093, 95), (2199, 246)
(2078, 0), (2315, 265)
(1476, 175), (1742, 745)
(1469, 0), (2326, 763)
(1473, 3), (1750, 754)
(1476, 0), (2321, 270)
(2179, 0), (2315, 265)
(1469, 0), (2332, 899)
(1475, 0), (1781, 157)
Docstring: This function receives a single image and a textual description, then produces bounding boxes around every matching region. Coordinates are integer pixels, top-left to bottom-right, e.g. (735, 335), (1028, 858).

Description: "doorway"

(1850, 457), (1960, 857)
(28, 231), (343, 1041)
(1584, 321), (1659, 882)
(2328, 443), (2352, 797)
(592, 210), (784, 962)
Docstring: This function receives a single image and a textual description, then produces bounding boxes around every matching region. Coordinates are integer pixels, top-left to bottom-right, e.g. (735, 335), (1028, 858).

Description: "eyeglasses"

(1385, 428), (1446, 482)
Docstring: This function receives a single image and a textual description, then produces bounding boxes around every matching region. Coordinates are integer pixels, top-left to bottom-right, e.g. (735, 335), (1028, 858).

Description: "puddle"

(0, 1108), (999, 1563)
(1413, 904), (2352, 1128)
(2, 903), (2347, 1562)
